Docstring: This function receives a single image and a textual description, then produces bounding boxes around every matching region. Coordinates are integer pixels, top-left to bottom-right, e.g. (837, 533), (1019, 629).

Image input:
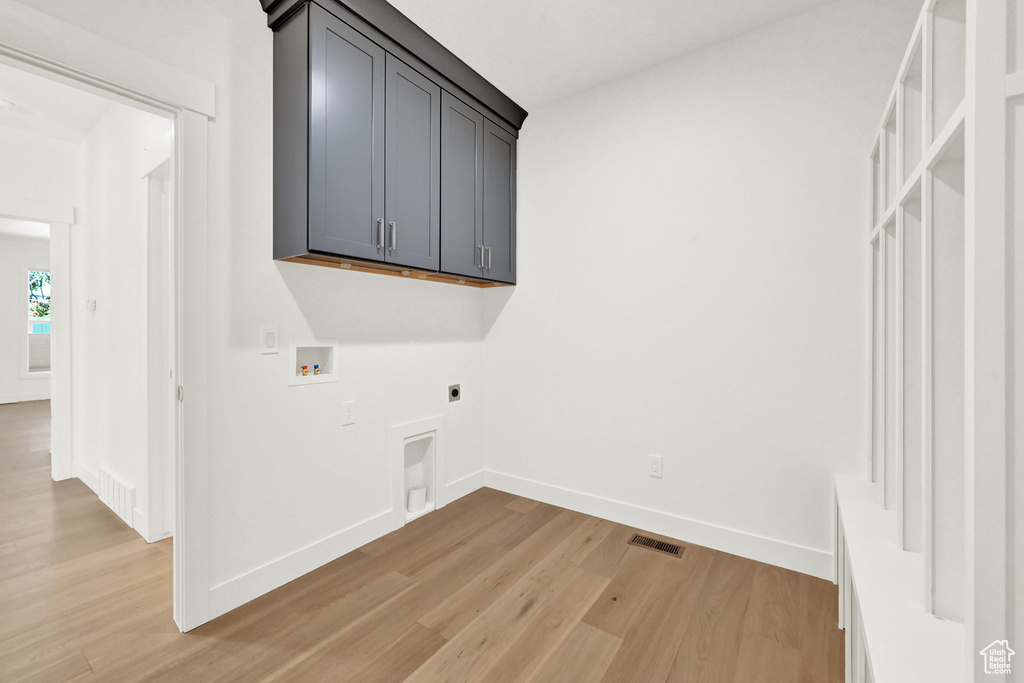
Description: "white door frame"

(145, 160), (175, 543)
(0, 0), (215, 632)
(0, 199), (73, 478)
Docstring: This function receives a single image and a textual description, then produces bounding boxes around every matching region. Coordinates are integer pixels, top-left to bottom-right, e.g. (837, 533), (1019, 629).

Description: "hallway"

(0, 400), (174, 680)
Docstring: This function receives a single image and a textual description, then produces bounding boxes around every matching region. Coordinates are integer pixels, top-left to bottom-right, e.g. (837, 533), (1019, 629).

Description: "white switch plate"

(260, 327), (279, 354)
(649, 455), (663, 478)
(342, 400), (356, 426)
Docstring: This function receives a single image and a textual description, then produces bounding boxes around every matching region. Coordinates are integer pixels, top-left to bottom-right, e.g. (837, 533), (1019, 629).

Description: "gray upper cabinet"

(309, 5), (385, 261)
(482, 120), (517, 283)
(440, 92), (484, 279)
(268, 0), (525, 286)
(385, 56), (441, 271)
(441, 95), (517, 283)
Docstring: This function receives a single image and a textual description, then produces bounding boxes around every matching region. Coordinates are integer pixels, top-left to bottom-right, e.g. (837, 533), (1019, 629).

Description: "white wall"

(480, 0), (922, 578)
(0, 123), (79, 205)
(0, 123), (77, 412)
(70, 102), (171, 532)
(0, 233), (49, 403)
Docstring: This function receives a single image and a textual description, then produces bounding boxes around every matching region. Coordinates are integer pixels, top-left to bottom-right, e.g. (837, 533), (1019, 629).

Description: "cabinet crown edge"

(259, 0), (528, 132)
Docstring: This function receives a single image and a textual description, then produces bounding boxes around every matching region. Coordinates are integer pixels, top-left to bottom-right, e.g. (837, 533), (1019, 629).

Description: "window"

(27, 270), (50, 373)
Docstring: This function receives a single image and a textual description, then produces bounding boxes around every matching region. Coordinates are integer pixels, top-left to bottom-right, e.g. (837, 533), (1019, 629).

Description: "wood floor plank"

(359, 487), (512, 558)
(418, 506), (585, 638)
(729, 563), (807, 683)
(284, 494), (517, 617)
(582, 545), (668, 637)
(11, 650), (91, 683)
(599, 546), (716, 683)
(160, 571), (416, 682)
(732, 633), (800, 683)
(89, 560), (339, 681)
(345, 623), (448, 683)
(529, 622), (622, 683)
(0, 400), (844, 682)
(745, 563), (803, 650)
(666, 553), (757, 683)
(506, 497), (539, 514)
(577, 524), (634, 578)
(403, 517), (616, 683)
(479, 569), (608, 683)
(0, 571), (171, 672)
(0, 543), (168, 625)
(798, 574), (844, 683)
(262, 506), (566, 682)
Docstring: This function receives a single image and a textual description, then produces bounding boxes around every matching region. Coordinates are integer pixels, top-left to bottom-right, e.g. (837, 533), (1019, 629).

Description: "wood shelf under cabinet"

(281, 254), (513, 288)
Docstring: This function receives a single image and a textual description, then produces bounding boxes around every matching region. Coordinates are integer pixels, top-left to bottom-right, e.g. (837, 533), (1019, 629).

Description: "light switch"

(260, 327), (279, 354)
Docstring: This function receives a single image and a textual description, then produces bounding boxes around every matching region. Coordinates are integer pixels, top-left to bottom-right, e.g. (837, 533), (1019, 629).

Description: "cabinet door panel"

(440, 92), (485, 278)
(482, 119), (516, 283)
(385, 56), (441, 270)
(309, 6), (385, 260)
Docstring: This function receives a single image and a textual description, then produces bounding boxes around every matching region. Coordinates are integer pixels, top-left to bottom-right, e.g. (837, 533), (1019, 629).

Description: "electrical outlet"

(649, 455), (663, 478)
(342, 400), (356, 426)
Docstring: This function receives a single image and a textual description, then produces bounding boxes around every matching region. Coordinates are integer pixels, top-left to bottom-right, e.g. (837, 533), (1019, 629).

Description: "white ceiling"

(0, 61), (111, 144)
(388, 0), (832, 109)
(0, 217), (49, 240)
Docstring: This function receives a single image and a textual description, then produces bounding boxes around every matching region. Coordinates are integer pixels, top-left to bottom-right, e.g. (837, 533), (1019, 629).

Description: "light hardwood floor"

(1, 400), (843, 682)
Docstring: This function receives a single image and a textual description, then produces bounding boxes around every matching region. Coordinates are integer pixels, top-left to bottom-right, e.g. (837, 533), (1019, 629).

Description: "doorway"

(0, 0), (215, 632)
(0, 61), (181, 624)
(0, 64), (177, 539)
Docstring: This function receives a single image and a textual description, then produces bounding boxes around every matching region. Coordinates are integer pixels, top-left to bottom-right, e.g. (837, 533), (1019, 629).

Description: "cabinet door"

(308, 6), (385, 261)
(440, 92), (485, 279)
(482, 119), (516, 283)
(385, 56), (441, 270)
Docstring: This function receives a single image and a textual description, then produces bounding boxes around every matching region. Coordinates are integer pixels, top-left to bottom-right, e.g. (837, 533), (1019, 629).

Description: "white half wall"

(0, 233), (49, 404)
(480, 0), (923, 579)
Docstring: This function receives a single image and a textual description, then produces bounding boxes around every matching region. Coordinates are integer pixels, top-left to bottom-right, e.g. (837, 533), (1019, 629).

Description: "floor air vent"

(628, 533), (683, 558)
(98, 467), (135, 528)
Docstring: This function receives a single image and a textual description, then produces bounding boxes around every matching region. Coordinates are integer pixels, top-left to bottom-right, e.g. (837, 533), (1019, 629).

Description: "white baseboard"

(483, 470), (833, 580)
(74, 462), (99, 495)
(205, 470), (489, 622)
(0, 391), (50, 405)
(197, 467), (828, 628)
(207, 510), (395, 621)
(446, 470), (485, 501)
(132, 507), (147, 535)
(131, 506), (171, 544)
